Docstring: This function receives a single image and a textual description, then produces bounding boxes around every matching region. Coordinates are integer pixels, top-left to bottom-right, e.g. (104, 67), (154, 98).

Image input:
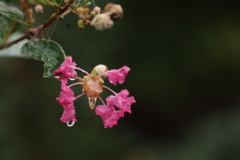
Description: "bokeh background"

(1, 0), (240, 159)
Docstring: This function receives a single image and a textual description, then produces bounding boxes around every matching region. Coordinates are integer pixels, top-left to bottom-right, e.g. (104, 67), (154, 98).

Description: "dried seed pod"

(103, 3), (123, 21)
(91, 13), (114, 31)
(77, 6), (89, 17)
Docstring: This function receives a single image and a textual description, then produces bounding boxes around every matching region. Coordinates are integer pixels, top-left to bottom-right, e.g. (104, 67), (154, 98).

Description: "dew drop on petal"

(54, 76), (60, 79)
(69, 77), (75, 81)
(66, 121), (75, 127)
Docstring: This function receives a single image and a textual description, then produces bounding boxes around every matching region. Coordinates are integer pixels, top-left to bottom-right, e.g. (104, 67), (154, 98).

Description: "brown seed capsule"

(91, 13), (114, 31)
(102, 3), (123, 21)
(77, 6), (89, 17)
(27, 8), (33, 16)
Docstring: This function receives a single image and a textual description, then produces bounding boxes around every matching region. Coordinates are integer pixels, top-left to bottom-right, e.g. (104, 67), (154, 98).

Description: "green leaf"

(49, 0), (62, 5)
(74, 0), (92, 7)
(20, 39), (66, 78)
(0, 15), (21, 43)
(35, 0), (48, 6)
(81, 0), (92, 6)
(0, 2), (30, 27)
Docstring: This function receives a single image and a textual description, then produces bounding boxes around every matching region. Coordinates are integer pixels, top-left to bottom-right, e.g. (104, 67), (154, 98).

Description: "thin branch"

(23, 0), (32, 25)
(0, 0), (76, 50)
(0, 33), (31, 49)
(69, 4), (85, 19)
(3, 21), (17, 43)
(41, 0), (75, 30)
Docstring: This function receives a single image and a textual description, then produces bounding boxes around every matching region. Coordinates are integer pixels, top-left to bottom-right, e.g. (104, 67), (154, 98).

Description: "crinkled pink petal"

(106, 89), (136, 117)
(107, 66), (130, 85)
(57, 81), (75, 106)
(56, 81), (77, 123)
(54, 56), (77, 81)
(60, 104), (77, 122)
(95, 105), (120, 128)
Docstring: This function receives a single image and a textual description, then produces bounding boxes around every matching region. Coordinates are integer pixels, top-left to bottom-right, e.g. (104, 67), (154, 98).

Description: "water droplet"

(88, 97), (97, 110)
(69, 77), (75, 81)
(54, 76), (60, 79)
(66, 121), (75, 127)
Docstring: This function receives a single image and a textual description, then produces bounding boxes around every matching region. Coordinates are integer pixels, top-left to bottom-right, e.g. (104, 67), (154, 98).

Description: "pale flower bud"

(94, 64), (108, 74)
(91, 64), (108, 78)
(91, 13), (114, 31)
(35, 5), (43, 14)
(93, 6), (101, 14)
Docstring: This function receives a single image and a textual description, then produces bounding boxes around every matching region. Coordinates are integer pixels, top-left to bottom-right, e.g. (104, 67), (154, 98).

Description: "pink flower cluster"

(95, 90), (135, 128)
(54, 56), (136, 128)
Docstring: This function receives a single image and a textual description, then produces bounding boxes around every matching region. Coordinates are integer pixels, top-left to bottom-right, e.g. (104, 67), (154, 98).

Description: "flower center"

(83, 76), (103, 98)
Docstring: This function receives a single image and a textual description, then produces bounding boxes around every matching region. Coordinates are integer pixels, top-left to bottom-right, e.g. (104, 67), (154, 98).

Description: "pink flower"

(56, 81), (77, 124)
(106, 89), (136, 117)
(60, 104), (77, 123)
(54, 59), (136, 128)
(95, 89), (135, 128)
(107, 66), (130, 85)
(54, 56), (77, 81)
(95, 105), (120, 128)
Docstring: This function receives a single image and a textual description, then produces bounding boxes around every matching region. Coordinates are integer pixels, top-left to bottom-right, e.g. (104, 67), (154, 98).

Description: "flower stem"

(103, 85), (117, 95)
(98, 96), (106, 105)
(74, 67), (90, 76)
(75, 93), (85, 100)
(68, 82), (84, 88)
(96, 71), (108, 79)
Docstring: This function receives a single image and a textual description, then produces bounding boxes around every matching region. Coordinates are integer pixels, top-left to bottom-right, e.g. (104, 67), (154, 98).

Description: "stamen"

(103, 85), (117, 95)
(75, 93), (85, 100)
(74, 67), (90, 76)
(68, 82), (84, 88)
(98, 96), (106, 105)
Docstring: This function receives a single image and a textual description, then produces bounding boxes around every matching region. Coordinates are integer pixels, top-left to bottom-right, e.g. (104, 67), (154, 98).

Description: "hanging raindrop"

(88, 97), (97, 110)
(66, 121), (75, 127)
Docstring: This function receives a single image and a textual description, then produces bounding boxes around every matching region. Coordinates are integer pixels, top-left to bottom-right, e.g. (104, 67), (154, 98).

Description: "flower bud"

(91, 13), (114, 31)
(77, 6), (89, 16)
(93, 6), (101, 14)
(93, 64), (108, 78)
(27, 8), (33, 16)
(90, 11), (96, 16)
(77, 19), (84, 30)
(35, 4), (43, 14)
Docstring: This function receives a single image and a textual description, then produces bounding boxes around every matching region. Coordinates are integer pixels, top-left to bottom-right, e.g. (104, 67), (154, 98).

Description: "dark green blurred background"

(1, 0), (240, 159)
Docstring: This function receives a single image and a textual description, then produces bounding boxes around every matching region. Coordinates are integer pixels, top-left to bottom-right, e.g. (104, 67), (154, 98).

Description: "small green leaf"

(74, 0), (92, 7)
(0, 2), (30, 27)
(0, 15), (21, 43)
(49, 0), (62, 5)
(35, 0), (48, 6)
(81, 0), (92, 6)
(20, 39), (66, 78)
